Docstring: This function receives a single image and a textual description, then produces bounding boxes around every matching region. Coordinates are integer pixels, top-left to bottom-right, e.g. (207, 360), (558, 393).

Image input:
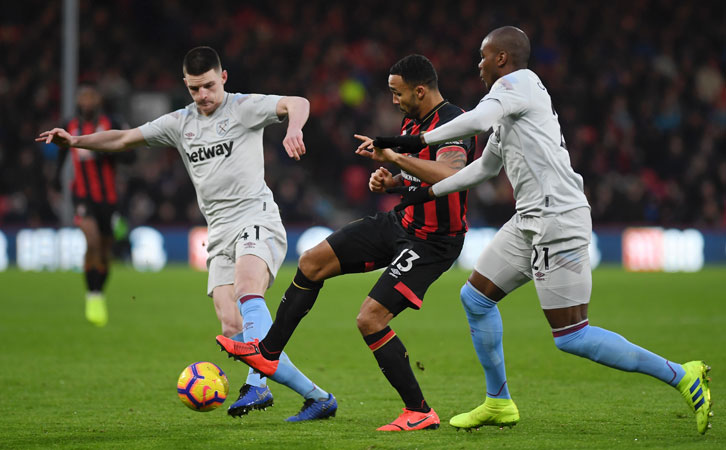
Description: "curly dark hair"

(389, 54), (438, 89)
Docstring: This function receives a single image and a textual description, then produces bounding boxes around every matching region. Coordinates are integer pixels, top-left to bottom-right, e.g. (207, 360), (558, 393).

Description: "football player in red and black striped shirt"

(215, 55), (476, 431)
(55, 85), (124, 327)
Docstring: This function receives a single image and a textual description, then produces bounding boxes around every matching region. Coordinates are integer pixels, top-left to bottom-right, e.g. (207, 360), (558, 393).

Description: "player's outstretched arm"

(355, 133), (466, 185)
(386, 138), (504, 210)
(354, 134), (400, 163)
(276, 96), (310, 161)
(372, 134), (426, 153)
(36, 127), (145, 152)
(422, 99), (504, 145)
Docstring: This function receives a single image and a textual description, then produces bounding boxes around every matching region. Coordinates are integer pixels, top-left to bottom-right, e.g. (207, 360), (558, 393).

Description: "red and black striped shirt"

(61, 115), (119, 205)
(397, 101), (476, 240)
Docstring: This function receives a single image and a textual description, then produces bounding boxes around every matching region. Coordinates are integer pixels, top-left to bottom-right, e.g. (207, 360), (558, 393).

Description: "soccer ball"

(177, 361), (230, 412)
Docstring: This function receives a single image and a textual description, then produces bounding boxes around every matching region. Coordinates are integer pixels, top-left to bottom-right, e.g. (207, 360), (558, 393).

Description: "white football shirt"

(429, 69), (589, 216)
(139, 92), (283, 255)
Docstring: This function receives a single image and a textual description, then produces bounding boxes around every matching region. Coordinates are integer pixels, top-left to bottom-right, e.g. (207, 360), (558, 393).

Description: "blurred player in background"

(54, 84), (124, 327)
(217, 54), (476, 431)
(38, 46), (336, 422)
(372, 26), (712, 434)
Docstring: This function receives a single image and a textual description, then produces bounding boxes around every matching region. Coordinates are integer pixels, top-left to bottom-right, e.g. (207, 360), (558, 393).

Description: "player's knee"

(298, 242), (338, 282)
(356, 311), (380, 335)
(298, 252), (318, 278)
(460, 282), (495, 315)
(356, 300), (390, 335)
(355, 311), (371, 334)
(84, 245), (103, 263)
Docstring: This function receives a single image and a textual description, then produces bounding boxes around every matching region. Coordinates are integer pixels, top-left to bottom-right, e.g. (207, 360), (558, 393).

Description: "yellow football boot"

(450, 397), (519, 430)
(85, 293), (108, 327)
(677, 361), (713, 434)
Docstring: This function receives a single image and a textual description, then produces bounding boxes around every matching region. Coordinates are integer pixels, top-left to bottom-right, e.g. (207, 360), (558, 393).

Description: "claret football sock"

(553, 323), (687, 386)
(261, 268), (323, 359)
(460, 282), (510, 399)
(364, 327), (429, 413)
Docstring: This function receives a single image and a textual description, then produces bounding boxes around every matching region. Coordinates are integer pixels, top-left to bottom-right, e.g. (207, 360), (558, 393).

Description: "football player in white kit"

(37, 47), (337, 422)
(370, 27), (711, 434)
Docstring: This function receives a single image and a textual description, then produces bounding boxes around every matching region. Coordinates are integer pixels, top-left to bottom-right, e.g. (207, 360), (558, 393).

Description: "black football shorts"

(326, 211), (464, 315)
(73, 198), (115, 236)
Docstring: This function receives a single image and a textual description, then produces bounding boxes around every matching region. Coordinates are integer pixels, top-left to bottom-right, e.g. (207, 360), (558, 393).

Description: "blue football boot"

(227, 384), (273, 417)
(286, 393), (337, 422)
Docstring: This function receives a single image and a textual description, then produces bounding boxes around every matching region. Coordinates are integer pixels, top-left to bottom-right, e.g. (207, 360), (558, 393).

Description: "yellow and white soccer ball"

(177, 361), (229, 412)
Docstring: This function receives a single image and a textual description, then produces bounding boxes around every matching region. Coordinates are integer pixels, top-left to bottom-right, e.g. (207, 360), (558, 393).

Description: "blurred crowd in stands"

(1, 0), (725, 230)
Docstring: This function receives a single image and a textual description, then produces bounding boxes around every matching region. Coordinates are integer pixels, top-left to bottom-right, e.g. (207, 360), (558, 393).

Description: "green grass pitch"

(1, 265), (723, 449)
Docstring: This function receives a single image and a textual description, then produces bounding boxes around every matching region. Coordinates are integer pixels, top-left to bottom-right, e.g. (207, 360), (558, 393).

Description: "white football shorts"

(206, 220), (288, 296)
(474, 206), (592, 309)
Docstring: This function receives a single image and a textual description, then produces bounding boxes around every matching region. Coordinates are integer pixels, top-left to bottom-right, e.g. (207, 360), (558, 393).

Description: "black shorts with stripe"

(326, 211), (464, 315)
(73, 198), (115, 236)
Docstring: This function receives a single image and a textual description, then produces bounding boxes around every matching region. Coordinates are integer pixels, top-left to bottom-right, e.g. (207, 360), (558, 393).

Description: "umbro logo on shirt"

(185, 140), (234, 163)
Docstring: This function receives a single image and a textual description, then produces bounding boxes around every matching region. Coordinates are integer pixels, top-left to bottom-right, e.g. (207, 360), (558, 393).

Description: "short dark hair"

(183, 46), (222, 75)
(389, 54), (438, 89)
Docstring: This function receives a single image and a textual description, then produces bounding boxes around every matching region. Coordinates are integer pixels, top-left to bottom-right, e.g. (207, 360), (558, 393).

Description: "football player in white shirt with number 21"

(372, 26), (711, 434)
(37, 46), (336, 422)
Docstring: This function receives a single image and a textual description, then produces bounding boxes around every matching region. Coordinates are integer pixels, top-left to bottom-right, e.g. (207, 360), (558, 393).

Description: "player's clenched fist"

(369, 167), (394, 193)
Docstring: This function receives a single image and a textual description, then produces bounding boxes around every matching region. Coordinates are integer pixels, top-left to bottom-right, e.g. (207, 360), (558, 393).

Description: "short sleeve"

(232, 94), (283, 129)
(481, 73), (529, 117)
(138, 110), (183, 148)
